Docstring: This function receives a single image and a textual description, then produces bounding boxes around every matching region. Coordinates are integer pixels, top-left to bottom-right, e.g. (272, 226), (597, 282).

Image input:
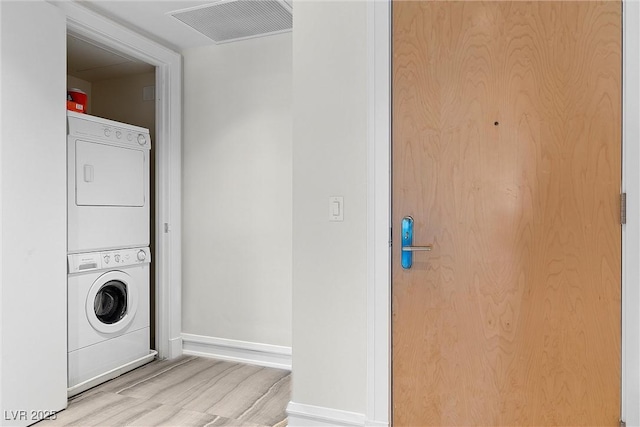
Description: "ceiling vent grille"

(169, 0), (292, 44)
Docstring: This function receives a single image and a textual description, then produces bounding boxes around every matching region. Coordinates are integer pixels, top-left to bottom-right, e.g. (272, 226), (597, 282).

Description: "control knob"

(137, 250), (146, 261)
(116, 131), (122, 139)
(114, 254), (121, 263)
(104, 255), (110, 264)
(104, 128), (112, 137)
(137, 134), (146, 145)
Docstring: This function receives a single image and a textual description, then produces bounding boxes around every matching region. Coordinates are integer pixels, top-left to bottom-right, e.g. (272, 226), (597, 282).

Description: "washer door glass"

(94, 280), (128, 324)
(86, 270), (139, 334)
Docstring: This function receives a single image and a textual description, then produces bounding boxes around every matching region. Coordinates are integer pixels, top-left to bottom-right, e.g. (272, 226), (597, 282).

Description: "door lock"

(401, 216), (432, 269)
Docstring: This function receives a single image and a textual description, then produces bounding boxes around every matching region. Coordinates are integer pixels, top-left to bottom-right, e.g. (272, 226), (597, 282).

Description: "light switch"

(329, 196), (344, 221)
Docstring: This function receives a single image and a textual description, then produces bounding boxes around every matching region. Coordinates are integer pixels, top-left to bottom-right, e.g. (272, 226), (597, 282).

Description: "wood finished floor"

(38, 356), (290, 427)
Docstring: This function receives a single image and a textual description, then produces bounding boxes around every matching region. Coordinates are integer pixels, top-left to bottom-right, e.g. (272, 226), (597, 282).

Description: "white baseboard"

(181, 333), (291, 370)
(168, 336), (183, 359)
(287, 402), (366, 427)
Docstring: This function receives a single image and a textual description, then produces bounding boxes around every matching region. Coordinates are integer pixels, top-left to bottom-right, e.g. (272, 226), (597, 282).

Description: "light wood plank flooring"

(37, 356), (290, 427)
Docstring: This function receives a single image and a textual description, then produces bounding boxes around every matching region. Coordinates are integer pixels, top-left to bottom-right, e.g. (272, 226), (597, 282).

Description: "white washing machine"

(67, 111), (151, 253)
(67, 246), (153, 396)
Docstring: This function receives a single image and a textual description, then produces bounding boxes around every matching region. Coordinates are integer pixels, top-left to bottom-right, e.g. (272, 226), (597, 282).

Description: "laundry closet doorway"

(67, 32), (158, 349)
(60, 1), (183, 361)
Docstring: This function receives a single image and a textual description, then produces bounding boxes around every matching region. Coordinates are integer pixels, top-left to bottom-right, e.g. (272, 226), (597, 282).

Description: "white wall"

(290, 0), (368, 417)
(182, 34), (292, 348)
(0, 1), (68, 425)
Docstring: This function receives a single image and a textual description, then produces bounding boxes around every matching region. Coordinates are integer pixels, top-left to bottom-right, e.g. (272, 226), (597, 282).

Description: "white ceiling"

(68, 1), (217, 82)
(79, 1), (240, 52)
(67, 0), (292, 82)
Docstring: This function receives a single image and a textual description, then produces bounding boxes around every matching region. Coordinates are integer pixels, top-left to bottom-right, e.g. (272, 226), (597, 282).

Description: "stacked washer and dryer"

(67, 111), (155, 396)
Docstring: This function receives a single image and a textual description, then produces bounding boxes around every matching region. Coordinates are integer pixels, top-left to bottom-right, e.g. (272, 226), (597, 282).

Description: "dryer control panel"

(68, 247), (151, 274)
(67, 111), (151, 150)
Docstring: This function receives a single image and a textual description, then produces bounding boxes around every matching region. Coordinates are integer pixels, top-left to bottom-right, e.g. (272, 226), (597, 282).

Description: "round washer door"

(86, 270), (139, 334)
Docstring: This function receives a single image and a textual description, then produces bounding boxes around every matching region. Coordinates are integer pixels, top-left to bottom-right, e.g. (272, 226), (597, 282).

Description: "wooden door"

(392, 2), (622, 425)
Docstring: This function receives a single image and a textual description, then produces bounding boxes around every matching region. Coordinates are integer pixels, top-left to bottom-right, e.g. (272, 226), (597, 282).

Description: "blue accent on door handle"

(401, 216), (433, 269)
(401, 216), (414, 269)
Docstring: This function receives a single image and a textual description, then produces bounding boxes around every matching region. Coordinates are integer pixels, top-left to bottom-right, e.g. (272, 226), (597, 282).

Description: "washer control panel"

(68, 247), (151, 274)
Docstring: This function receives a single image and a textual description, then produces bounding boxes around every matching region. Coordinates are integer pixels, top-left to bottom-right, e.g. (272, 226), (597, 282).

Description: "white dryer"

(67, 247), (153, 396)
(67, 111), (151, 253)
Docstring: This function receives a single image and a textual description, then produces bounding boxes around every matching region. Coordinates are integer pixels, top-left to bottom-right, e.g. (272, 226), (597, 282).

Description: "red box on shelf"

(67, 88), (87, 113)
(67, 100), (85, 113)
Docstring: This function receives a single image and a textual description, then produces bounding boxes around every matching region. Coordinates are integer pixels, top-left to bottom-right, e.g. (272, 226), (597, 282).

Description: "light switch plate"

(329, 196), (344, 221)
(143, 86), (155, 101)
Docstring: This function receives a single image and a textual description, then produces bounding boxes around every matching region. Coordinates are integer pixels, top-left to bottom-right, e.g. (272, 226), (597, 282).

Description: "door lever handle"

(401, 216), (432, 269)
(402, 246), (432, 252)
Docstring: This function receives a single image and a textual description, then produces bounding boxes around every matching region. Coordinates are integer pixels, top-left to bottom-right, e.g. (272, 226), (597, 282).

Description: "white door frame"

(621, 1), (640, 424)
(366, 1), (640, 425)
(53, 1), (183, 360)
(366, 1), (391, 425)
